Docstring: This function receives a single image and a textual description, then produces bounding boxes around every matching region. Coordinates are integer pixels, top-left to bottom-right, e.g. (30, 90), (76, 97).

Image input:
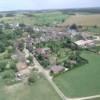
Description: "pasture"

(0, 75), (61, 100)
(54, 51), (100, 98)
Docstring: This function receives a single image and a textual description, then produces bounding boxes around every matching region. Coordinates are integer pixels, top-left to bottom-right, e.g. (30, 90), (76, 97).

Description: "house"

(68, 60), (77, 65)
(36, 48), (50, 55)
(9, 23), (19, 30)
(50, 65), (65, 74)
(75, 40), (95, 48)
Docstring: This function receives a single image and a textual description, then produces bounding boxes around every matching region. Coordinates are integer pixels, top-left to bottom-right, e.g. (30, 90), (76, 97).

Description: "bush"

(2, 70), (15, 79)
(9, 61), (17, 72)
(0, 42), (5, 53)
(27, 55), (33, 65)
(0, 60), (7, 72)
(28, 72), (37, 85)
(40, 59), (50, 68)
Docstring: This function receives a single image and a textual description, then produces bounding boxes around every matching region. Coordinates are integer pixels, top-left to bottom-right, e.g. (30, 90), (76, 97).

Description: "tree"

(28, 72), (37, 85)
(64, 60), (71, 69)
(7, 46), (14, 54)
(25, 26), (34, 34)
(5, 23), (11, 29)
(36, 54), (44, 61)
(19, 23), (26, 28)
(17, 40), (24, 51)
(0, 60), (7, 72)
(70, 24), (77, 30)
(2, 70), (15, 79)
(0, 42), (5, 53)
(5, 13), (15, 17)
(40, 59), (50, 68)
(13, 29), (23, 37)
(9, 61), (17, 72)
(27, 55), (33, 65)
(0, 14), (3, 18)
(93, 25), (97, 28)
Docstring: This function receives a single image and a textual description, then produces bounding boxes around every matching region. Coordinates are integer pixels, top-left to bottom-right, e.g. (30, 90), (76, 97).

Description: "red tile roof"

(50, 65), (64, 74)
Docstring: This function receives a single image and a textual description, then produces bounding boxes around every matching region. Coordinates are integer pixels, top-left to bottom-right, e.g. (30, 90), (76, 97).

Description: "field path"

(33, 57), (100, 100)
(74, 95), (100, 100)
(33, 57), (69, 100)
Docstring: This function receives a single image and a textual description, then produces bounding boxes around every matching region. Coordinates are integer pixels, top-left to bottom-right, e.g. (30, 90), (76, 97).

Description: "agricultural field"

(62, 14), (100, 26)
(0, 12), (69, 26)
(54, 50), (100, 98)
(0, 74), (61, 100)
(0, 9), (100, 100)
(86, 26), (100, 34)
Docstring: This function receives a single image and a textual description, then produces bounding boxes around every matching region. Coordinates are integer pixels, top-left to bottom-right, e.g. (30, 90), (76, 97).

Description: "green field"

(0, 12), (69, 26)
(86, 26), (100, 34)
(54, 51), (100, 98)
(0, 75), (61, 100)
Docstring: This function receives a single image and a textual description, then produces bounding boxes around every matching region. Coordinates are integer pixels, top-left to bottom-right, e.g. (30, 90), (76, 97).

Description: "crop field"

(86, 26), (100, 33)
(0, 12), (69, 26)
(62, 14), (100, 26)
(54, 51), (100, 98)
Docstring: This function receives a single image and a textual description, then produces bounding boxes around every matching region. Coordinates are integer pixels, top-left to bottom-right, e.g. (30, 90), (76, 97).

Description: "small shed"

(50, 65), (65, 74)
(36, 48), (50, 54)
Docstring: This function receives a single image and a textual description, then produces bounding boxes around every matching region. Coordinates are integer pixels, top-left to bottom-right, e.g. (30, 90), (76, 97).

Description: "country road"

(33, 57), (100, 100)
(33, 57), (69, 100)
(24, 48), (100, 100)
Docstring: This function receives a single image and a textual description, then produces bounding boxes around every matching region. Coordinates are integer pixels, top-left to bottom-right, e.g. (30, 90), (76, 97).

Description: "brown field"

(62, 14), (100, 26)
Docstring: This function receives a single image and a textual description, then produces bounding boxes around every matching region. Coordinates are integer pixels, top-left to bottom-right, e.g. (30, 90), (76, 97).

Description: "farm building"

(36, 48), (50, 54)
(75, 40), (95, 48)
(50, 65), (65, 74)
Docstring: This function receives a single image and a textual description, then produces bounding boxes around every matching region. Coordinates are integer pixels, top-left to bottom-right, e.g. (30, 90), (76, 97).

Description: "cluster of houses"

(0, 22), (20, 30)
(74, 33), (100, 48)
(11, 23), (100, 79)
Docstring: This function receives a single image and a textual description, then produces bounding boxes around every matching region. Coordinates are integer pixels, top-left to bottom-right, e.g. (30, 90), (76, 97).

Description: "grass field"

(62, 14), (100, 26)
(54, 51), (100, 98)
(0, 75), (61, 100)
(86, 26), (100, 33)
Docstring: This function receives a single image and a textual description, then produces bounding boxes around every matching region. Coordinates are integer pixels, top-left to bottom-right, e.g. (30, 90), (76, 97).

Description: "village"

(5, 20), (99, 82)
(0, 11), (100, 100)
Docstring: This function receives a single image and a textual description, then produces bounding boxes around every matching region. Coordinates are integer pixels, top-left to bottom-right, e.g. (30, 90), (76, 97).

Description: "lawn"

(54, 51), (100, 98)
(0, 75), (61, 100)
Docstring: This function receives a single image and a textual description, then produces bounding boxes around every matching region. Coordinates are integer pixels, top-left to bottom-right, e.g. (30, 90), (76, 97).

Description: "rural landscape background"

(0, 0), (100, 100)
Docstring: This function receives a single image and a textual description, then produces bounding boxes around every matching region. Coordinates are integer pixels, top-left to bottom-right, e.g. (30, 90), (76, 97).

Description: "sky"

(0, 0), (100, 11)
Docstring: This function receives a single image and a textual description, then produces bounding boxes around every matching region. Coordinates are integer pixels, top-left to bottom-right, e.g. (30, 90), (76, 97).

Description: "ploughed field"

(54, 51), (100, 98)
(62, 14), (100, 26)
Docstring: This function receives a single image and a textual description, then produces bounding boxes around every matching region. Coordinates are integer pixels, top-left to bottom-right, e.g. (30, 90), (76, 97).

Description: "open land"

(0, 9), (100, 100)
(62, 14), (100, 26)
(54, 50), (100, 98)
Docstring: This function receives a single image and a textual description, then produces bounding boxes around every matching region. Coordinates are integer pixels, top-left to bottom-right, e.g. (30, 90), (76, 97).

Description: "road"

(33, 57), (69, 100)
(33, 57), (100, 100)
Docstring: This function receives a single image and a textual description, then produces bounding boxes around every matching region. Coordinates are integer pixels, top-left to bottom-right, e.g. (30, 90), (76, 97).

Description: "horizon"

(0, 0), (100, 11)
(0, 7), (100, 12)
